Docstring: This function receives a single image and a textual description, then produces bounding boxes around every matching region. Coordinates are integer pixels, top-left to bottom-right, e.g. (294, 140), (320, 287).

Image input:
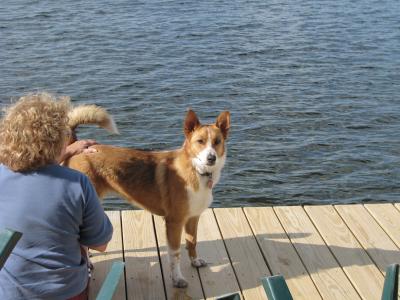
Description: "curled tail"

(68, 105), (119, 137)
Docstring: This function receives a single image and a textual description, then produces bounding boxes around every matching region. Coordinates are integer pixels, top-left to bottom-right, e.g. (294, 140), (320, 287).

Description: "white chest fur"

(186, 149), (226, 217)
(187, 181), (213, 217)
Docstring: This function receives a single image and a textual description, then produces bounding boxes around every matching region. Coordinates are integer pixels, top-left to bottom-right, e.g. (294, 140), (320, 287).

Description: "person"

(0, 92), (113, 300)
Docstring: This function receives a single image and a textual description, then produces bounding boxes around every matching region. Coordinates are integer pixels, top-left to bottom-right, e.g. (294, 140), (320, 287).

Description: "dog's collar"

(199, 172), (212, 177)
(199, 172), (213, 189)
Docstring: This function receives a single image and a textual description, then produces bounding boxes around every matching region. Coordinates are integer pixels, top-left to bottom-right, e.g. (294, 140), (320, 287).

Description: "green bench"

(216, 292), (241, 300)
(95, 261), (125, 300)
(381, 264), (399, 300)
(0, 228), (124, 300)
(214, 275), (293, 300)
(262, 275), (293, 300)
(216, 264), (398, 300)
(0, 228), (22, 270)
(262, 264), (399, 300)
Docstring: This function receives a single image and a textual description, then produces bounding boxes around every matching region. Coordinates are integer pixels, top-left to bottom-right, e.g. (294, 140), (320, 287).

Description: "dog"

(65, 106), (230, 288)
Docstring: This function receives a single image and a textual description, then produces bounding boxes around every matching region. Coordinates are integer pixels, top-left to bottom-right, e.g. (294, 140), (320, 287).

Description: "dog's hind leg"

(185, 216), (207, 268)
(166, 218), (187, 288)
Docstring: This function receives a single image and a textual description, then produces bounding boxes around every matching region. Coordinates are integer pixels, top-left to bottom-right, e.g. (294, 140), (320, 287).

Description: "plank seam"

(189, 217), (207, 300)
(304, 206), (363, 300)
(393, 203), (400, 214)
(195, 262), (206, 300)
(333, 205), (387, 277)
(241, 207), (273, 276)
(272, 206), (324, 300)
(212, 208), (244, 299)
(363, 204), (400, 251)
(272, 206), (323, 299)
(118, 210), (128, 300)
(151, 214), (168, 300)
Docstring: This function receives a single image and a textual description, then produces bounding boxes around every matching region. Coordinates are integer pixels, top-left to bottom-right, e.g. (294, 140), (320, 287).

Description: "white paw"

(191, 257), (207, 268)
(172, 277), (188, 288)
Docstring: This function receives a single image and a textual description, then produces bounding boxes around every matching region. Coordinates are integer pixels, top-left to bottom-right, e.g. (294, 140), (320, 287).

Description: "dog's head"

(184, 109), (230, 175)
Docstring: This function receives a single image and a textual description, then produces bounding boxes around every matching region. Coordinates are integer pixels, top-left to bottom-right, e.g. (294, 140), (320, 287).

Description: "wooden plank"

(214, 208), (270, 299)
(335, 204), (400, 274)
(89, 211), (126, 300)
(244, 207), (321, 300)
(274, 206), (360, 300)
(306, 205), (383, 300)
(197, 209), (242, 299)
(153, 215), (204, 300)
(122, 210), (165, 300)
(365, 203), (400, 248)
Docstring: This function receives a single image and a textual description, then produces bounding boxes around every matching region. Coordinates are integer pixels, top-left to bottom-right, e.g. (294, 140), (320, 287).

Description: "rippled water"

(1, 0), (400, 209)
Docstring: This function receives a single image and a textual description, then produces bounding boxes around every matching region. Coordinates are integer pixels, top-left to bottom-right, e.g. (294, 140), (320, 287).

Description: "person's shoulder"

(0, 164), (12, 178)
(43, 164), (90, 182)
(0, 164), (13, 172)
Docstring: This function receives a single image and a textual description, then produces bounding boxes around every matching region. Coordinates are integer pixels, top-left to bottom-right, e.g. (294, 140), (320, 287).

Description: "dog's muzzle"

(206, 153), (216, 166)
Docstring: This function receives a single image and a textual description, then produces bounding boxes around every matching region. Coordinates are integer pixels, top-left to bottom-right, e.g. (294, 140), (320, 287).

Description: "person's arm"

(79, 176), (113, 252)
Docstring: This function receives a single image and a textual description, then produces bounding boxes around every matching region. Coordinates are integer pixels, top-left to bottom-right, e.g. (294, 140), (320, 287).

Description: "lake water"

(1, 0), (399, 209)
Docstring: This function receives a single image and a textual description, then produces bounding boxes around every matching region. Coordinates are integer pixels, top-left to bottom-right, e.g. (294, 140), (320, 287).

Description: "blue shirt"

(0, 164), (113, 300)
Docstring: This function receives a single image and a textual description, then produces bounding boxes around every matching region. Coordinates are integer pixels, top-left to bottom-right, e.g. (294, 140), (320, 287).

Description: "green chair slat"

(96, 261), (125, 300)
(215, 292), (241, 300)
(262, 275), (293, 300)
(381, 264), (399, 300)
(0, 228), (22, 270)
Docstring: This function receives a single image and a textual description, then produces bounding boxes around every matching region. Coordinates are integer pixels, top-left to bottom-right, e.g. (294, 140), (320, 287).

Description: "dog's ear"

(216, 111), (230, 139)
(184, 109), (201, 137)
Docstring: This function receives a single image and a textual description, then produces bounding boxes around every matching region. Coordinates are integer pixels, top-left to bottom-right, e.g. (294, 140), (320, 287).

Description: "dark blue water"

(1, 0), (400, 209)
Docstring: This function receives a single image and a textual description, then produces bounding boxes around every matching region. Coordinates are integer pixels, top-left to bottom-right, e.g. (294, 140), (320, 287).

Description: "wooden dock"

(88, 203), (400, 300)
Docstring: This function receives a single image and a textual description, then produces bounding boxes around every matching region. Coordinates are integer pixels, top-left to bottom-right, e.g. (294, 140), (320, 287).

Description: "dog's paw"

(191, 257), (207, 268)
(172, 277), (188, 288)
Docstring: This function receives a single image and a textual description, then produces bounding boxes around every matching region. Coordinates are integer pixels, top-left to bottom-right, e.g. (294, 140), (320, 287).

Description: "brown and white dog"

(65, 106), (230, 288)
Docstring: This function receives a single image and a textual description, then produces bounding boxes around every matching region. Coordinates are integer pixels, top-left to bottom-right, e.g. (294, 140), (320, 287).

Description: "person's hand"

(59, 139), (98, 163)
(67, 140), (98, 156)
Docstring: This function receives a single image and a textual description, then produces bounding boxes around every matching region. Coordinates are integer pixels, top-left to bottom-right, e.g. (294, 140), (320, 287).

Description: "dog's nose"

(207, 154), (216, 165)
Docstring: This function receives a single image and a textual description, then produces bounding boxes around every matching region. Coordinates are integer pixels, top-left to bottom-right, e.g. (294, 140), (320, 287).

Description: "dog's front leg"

(166, 218), (187, 288)
(185, 216), (207, 268)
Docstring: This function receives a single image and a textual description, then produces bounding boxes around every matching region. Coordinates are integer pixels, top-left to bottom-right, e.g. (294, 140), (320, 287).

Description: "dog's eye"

(197, 139), (204, 145)
(214, 138), (221, 145)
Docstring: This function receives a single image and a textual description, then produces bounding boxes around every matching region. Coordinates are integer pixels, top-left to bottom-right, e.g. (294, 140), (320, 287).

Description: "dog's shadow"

(88, 232), (399, 300)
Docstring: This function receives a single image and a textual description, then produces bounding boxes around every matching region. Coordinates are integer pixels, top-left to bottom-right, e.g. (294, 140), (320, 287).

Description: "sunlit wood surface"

(89, 204), (400, 299)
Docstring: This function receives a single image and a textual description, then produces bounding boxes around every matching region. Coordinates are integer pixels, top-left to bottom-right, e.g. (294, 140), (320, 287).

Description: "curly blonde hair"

(0, 92), (71, 172)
